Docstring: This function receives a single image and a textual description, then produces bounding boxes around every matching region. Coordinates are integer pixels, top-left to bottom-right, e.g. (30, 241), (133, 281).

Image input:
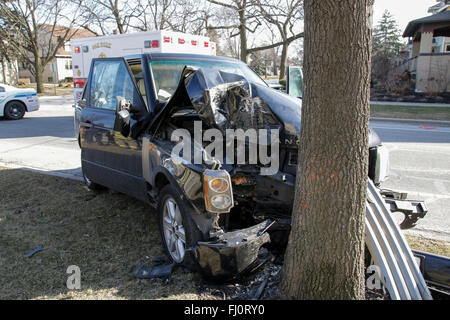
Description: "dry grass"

(1, 166), (448, 300)
(0, 167), (206, 300)
(16, 84), (74, 97)
(406, 235), (450, 257)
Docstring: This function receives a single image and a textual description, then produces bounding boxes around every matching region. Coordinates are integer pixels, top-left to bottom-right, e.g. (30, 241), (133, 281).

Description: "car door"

(286, 66), (303, 99)
(80, 57), (148, 199)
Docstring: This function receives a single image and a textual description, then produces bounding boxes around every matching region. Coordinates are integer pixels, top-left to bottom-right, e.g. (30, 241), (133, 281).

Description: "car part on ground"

(194, 220), (272, 282)
(366, 179), (432, 300)
(132, 262), (175, 281)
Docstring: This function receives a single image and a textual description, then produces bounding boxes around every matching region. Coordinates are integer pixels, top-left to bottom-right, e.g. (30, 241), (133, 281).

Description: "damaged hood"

(148, 66), (380, 148)
(150, 67), (301, 139)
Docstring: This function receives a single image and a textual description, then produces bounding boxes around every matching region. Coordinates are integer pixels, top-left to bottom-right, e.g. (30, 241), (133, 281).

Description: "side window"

(90, 60), (136, 111)
(0, 86), (4, 93)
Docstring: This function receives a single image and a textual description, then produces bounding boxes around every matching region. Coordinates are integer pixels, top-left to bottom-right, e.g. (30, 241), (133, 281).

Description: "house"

(18, 25), (95, 84)
(401, 4), (450, 92)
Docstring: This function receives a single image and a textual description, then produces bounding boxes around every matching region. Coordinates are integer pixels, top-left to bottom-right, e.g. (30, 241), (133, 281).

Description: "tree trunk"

(34, 54), (44, 94)
(281, 0), (373, 300)
(239, 9), (248, 63)
(1, 57), (7, 84)
(279, 42), (289, 80)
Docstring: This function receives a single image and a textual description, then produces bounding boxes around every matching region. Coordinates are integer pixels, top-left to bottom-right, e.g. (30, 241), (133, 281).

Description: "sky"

(373, 0), (438, 34)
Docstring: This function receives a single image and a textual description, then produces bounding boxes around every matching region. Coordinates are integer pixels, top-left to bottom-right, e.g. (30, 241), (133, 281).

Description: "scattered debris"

(132, 262), (175, 282)
(153, 256), (168, 265)
(250, 279), (268, 300)
(24, 245), (43, 258)
(196, 257), (283, 300)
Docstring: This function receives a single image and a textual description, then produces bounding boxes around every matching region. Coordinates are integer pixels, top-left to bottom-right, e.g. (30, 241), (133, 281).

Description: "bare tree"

(0, 35), (18, 84)
(0, 0), (84, 93)
(281, 0), (373, 299)
(206, 0), (261, 62)
(206, 0), (304, 66)
(131, 0), (205, 34)
(255, 0), (304, 79)
(77, 0), (137, 35)
(132, 0), (178, 31)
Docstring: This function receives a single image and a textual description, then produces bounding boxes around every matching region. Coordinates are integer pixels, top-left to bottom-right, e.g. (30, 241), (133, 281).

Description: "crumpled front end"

(139, 65), (422, 281)
(194, 220), (272, 281)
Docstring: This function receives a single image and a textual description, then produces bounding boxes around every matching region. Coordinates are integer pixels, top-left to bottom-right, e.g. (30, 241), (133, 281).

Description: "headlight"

(209, 178), (229, 193)
(211, 195), (232, 209)
(203, 169), (234, 213)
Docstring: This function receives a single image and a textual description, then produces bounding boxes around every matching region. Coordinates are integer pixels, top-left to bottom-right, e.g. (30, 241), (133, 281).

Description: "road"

(371, 121), (450, 242)
(0, 95), (82, 180)
(0, 96), (448, 241)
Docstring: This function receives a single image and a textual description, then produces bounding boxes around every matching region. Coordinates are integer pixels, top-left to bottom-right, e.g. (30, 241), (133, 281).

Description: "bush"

(64, 77), (73, 82)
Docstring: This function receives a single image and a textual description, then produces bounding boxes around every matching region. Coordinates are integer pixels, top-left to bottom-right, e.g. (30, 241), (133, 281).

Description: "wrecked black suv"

(75, 53), (390, 281)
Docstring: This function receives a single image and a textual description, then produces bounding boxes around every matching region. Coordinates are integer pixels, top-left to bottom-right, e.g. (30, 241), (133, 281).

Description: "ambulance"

(70, 30), (216, 102)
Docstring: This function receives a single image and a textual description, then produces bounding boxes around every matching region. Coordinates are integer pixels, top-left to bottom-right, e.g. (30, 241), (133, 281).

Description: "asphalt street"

(0, 96), (448, 241)
(0, 95), (82, 180)
(372, 121), (450, 242)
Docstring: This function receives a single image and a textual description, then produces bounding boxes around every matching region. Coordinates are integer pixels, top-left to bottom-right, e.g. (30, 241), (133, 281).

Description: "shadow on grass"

(0, 167), (202, 300)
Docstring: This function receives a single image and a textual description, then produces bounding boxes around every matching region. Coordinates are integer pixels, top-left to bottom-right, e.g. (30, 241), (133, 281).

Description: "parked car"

(75, 53), (394, 281)
(0, 84), (40, 120)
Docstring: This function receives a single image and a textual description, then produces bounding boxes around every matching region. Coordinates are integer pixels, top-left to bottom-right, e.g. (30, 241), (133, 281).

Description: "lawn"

(371, 104), (450, 121)
(0, 167), (202, 300)
(0, 167), (448, 299)
(16, 84), (74, 97)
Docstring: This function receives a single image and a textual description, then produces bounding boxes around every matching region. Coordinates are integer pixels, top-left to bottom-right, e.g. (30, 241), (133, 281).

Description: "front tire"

(157, 184), (202, 268)
(4, 101), (26, 120)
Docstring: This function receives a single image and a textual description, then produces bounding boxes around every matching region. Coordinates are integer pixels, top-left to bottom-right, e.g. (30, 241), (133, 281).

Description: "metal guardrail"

(366, 179), (433, 300)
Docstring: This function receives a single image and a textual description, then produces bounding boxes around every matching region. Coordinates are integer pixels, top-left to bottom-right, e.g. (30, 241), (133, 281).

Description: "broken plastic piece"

(24, 245), (43, 258)
(194, 220), (272, 282)
(132, 262), (175, 279)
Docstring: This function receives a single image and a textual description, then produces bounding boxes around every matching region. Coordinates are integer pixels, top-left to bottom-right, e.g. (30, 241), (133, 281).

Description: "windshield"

(149, 59), (267, 101)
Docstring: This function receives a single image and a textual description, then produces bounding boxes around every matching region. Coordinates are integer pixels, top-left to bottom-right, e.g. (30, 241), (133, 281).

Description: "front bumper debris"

(381, 189), (428, 229)
(194, 220), (272, 282)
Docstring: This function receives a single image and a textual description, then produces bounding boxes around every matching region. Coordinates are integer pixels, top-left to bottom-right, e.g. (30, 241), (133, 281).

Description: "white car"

(0, 84), (40, 120)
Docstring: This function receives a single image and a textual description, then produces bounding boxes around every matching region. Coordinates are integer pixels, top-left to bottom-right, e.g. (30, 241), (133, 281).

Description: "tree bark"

(281, 0), (373, 300)
(279, 42), (289, 79)
(239, 10), (248, 63)
(34, 54), (44, 94)
(1, 57), (7, 84)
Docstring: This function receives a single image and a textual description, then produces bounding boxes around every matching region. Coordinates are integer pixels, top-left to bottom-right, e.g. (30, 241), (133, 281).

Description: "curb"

(370, 117), (450, 126)
(0, 161), (83, 182)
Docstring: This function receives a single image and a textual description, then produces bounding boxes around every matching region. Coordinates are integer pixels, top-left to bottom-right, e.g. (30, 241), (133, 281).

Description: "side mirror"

(117, 96), (140, 114)
(114, 97), (131, 137)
